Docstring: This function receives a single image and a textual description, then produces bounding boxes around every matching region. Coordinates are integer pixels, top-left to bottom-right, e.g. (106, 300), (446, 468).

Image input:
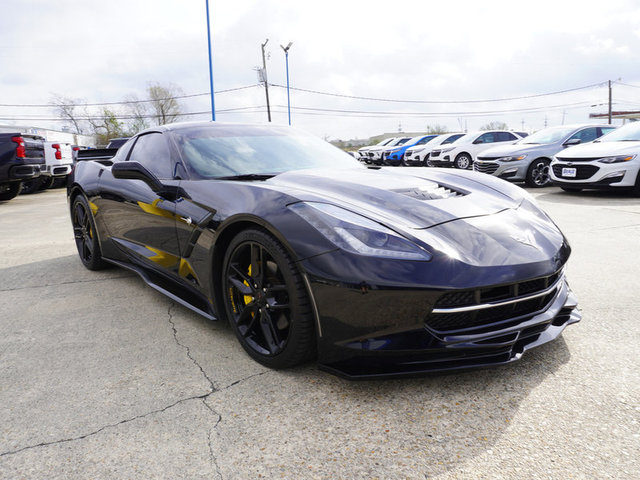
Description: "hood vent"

(391, 184), (465, 201)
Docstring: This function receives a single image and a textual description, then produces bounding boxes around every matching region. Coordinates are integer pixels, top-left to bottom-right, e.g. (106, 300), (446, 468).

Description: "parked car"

(0, 133), (45, 201)
(382, 135), (438, 166)
(365, 137), (412, 165)
(356, 137), (395, 163)
(405, 133), (465, 166)
(429, 131), (522, 169)
(550, 122), (640, 195)
(69, 121), (580, 379)
(44, 141), (74, 188)
(474, 124), (617, 187)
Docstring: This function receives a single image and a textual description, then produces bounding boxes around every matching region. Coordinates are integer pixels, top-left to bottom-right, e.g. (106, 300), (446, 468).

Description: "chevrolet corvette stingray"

(68, 122), (580, 379)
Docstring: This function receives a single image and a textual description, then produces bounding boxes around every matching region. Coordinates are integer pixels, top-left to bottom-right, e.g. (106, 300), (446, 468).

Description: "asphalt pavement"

(0, 185), (638, 479)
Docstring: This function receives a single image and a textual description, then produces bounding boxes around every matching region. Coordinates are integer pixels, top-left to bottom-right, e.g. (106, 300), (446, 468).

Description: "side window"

(111, 138), (135, 162)
(568, 128), (598, 144)
(475, 133), (495, 144)
(497, 132), (517, 142)
(128, 133), (173, 179)
(598, 127), (616, 137)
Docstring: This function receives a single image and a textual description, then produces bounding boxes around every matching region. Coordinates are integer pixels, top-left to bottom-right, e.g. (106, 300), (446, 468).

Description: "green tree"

(88, 108), (125, 146)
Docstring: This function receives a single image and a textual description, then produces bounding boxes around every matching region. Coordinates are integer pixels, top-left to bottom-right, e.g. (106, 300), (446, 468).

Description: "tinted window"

(497, 132), (517, 142)
(568, 128), (598, 144)
(442, 134), (464, 144)
(111, 138), (135, 162)
(128, 133), (173, 179)
(476, 133), (495, 144)
(598, 127), (616, 137)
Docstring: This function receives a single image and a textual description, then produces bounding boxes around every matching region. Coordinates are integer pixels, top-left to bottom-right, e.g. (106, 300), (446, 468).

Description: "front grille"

(427, 271), (562, 333)
(474, 162), (499, 174)
(555, 156), (602, 162)
(431, 151), (441, 158)
(552, 164), (599, 180)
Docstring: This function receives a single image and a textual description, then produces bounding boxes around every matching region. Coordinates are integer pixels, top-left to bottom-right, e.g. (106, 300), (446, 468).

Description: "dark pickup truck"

(0, 133), (46, 201)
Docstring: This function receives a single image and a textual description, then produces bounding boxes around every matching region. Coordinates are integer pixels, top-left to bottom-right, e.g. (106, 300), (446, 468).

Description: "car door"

(98, 131), (184, 277)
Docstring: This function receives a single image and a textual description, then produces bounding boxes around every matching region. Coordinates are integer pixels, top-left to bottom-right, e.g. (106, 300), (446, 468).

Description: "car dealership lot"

(0, 185), (638, 479)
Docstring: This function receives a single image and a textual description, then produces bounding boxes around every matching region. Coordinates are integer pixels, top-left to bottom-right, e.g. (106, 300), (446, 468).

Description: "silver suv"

(474, 124), (617, 187)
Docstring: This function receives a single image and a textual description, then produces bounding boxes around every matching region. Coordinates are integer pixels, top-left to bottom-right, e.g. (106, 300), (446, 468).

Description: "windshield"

(441, 133), (464, 144)
(447, 132), (477, 145)
(520, 126), (579, 145)
(413, 135), (437, 146)
(173, 125), (362, 179)
(377, 137), (395, 146)
(598, 122), (640, 142)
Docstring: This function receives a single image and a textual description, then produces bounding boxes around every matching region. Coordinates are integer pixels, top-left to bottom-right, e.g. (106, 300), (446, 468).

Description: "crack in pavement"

(0, 275), (135, 293)
(0, 393), (210, 458)
(167, 303), (217, 394)
(202, 399), (224, 480)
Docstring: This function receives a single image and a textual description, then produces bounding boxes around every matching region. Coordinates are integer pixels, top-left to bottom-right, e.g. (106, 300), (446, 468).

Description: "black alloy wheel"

(0, 182), (22, 201)
(526, 158), (551, 187)
(71, 195), (106, 270)
(222, 229), (315, 369)
(454, 153), (472, 169)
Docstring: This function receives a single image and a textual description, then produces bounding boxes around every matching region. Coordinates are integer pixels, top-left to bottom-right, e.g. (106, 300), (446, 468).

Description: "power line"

(0, 85), (259, 108)
(268, 81), (607, 104)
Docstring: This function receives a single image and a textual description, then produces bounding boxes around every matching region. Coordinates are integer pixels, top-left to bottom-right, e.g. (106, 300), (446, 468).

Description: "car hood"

(479, 143), (552, 157)
(265, 167), (525, 230)
(555, 140), (640, 158)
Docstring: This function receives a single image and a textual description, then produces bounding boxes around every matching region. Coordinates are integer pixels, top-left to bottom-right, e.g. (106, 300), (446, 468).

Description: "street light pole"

(205, 0), (215, 121)
(281, 42), (293, 126)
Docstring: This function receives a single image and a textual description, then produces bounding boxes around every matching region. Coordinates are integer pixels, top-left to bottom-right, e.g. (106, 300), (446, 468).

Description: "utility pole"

(261, 39), (272, 122)
(608, 80), (612, 124)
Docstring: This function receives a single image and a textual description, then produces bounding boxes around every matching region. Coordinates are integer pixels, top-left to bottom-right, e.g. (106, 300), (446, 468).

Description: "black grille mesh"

(428, 272), (561, 332)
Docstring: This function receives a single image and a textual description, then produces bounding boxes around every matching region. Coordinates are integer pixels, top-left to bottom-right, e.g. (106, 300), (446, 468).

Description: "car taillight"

(52, 143), (62, 160)
(11, 136), (26, 158)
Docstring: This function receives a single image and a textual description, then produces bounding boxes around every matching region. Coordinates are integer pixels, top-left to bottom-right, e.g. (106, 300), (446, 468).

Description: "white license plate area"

(562, 167), (577, 178)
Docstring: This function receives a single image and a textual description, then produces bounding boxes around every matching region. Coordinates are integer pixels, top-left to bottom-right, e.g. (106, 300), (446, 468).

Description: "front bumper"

(428, 150), (454, 167)
(550, 160), (640, 189)
(474, 159), (528, 181)
(302, 251), (580, 379)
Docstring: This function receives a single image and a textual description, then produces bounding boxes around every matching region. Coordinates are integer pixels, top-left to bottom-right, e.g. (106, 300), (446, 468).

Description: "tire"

(71, 195), (107, 270)
(222, 229), (315, 369)
(560, 186), (582, 193)
(0, 182), (22, 201)
(454, 153), (472, 169)
(633, 171), (640, 197)
(20, 178), (44, 194)
(525, 159), (551, 187)
(38, 176), (55, 190)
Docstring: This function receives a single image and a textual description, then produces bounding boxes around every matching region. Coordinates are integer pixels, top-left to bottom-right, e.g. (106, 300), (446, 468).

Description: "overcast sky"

(1, 0), (640, 140)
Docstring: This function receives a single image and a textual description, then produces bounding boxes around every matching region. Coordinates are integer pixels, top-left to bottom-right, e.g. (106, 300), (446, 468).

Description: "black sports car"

(68, 122), (580, 379)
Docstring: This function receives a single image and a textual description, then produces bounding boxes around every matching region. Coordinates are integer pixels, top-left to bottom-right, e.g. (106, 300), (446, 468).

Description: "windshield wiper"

(215, 173), (276, 181)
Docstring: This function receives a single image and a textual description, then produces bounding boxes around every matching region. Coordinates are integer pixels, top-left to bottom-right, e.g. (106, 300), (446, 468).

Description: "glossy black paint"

(68, 122), (580, 379)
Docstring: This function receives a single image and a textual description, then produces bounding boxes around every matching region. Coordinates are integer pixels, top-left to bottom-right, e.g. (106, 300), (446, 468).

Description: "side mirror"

(563, 138), (581, 147)
(111, 161), (164, 192)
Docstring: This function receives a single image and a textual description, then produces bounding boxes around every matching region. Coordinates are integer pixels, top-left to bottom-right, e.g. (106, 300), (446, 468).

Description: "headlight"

(440, 146), (456, 153)
(411, 147), (425, 153)
(289, 202), (432, 261)
(497, 154), (527, 162)
(598, 155), (635, 164)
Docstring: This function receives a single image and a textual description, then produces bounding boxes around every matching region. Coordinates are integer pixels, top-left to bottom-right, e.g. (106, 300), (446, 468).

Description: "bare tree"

(50, 94), (85, 134)
(146, 82), (184, 125)
(123, 93), (150, 135)
(481, 121), (509, 131)
(425, 124), (449, 134)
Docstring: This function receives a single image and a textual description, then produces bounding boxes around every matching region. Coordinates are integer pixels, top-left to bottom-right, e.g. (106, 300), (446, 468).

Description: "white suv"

(403, 133), (465, 166)
(550, 122), (640, 195)
(429, 130), (522, 169)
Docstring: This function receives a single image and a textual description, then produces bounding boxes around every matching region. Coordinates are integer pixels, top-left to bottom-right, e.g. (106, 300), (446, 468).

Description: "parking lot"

(0, 185), (638, 479)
